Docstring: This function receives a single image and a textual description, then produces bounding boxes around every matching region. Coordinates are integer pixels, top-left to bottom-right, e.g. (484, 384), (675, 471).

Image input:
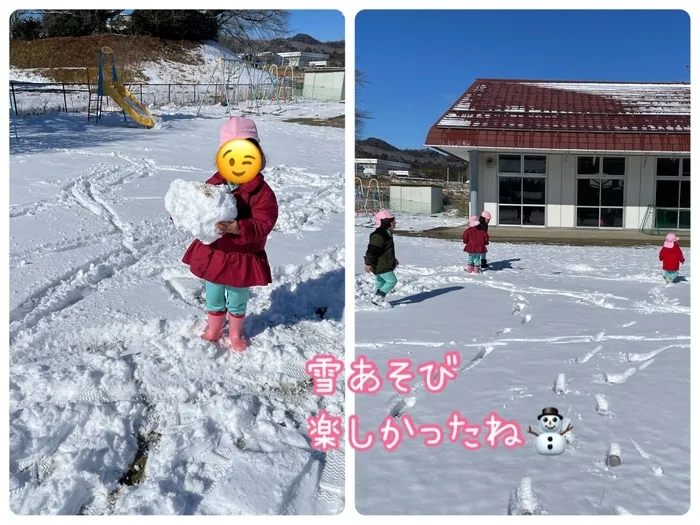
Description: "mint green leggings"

(467, 253), (484, 265)
(205, 281), (250, 315)
(374, 271), (398, 294)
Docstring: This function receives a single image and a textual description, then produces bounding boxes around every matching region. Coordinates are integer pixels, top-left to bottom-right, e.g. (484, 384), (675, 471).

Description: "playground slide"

(102, 81), (157, 128)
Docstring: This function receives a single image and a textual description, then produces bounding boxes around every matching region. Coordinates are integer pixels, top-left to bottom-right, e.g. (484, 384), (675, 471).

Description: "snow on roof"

(436, 79), (690, 133)
(426, 79), (690, 152)
(523, 81), (690, 115)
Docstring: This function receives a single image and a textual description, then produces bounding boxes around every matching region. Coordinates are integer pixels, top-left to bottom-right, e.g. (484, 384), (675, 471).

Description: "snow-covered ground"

(9, 100), (345, 515)
(354, 231), (690, 515)
(355, 209), (467, 232)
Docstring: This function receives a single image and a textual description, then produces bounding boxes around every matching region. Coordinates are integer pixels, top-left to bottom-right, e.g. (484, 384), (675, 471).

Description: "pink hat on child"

(219, 116), (265, 172)
(375, 209), (395, 227)
(220, 116), (260, 146)
(664, 232), (680, 249)
(469, 215), (479, 227)
(481, 210), (492, 220)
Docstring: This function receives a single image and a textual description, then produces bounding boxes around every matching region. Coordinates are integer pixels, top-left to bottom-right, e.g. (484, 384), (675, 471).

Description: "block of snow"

(164, 179), (237, 245)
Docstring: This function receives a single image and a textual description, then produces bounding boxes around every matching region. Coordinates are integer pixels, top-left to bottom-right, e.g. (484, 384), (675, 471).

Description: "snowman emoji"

(527, 407), (573, 456)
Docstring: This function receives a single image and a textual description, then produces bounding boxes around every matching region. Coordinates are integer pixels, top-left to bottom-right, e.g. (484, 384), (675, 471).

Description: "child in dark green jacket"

(364, 209), (398, 308)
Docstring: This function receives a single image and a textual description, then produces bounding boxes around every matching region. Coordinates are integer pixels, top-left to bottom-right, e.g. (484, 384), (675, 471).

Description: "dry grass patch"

(283, 114), (344, 128)
(11, 34), (202, 83)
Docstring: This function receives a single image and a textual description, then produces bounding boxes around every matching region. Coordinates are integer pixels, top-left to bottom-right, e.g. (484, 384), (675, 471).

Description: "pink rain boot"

(228, 313), (248, 352)
(465, 264), (474, 273)
(201, 312), (226, 341)
(473, 266), (481, 274)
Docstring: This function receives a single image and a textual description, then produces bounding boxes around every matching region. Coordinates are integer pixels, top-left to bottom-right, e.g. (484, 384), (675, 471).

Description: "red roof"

(425, 79), (690, 153)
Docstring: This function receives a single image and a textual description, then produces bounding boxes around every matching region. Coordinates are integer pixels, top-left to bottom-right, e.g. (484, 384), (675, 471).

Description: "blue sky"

(356, 10), (690, 149)
(288, 10), (344, 41)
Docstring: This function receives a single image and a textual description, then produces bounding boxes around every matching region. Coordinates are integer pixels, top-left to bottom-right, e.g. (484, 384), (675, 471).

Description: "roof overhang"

(425, 128), (690, 155)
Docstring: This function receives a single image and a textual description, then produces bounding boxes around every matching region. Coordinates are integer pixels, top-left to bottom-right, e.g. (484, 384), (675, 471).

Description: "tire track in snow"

(9, 248), (137, 344)
(10, 231), (118, 267)
(10, 198), (71, 218)
(10, 167), (169, 344)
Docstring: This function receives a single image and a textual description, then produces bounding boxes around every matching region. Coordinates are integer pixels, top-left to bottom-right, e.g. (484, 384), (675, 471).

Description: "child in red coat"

(462, 215), (489, 274)
(659, 233), (685, 284)
(182, 117), (279, 351)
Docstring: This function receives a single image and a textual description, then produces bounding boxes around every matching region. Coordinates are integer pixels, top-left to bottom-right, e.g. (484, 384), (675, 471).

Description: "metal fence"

(9, 80), (304, 116)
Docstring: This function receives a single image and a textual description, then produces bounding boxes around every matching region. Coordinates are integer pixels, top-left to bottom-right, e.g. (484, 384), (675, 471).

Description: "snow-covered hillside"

(10, 101), (345, 515)
(10, 40), (259, 85)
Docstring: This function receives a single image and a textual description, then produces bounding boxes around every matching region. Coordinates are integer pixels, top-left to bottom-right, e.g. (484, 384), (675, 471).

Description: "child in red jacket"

(182, 117), (279, 351)
(659, 233), (685, 284)
(462, 215), (489, 273)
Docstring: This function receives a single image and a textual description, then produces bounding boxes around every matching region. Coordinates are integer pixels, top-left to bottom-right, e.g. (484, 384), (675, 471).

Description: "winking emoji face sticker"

(216, 139), (262, 184)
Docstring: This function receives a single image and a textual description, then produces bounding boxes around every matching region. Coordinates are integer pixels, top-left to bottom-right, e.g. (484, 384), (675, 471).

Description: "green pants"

(467, 253), (483, 265)
(664, 270), (679, 282)
(204, 281), (250, 316)
(374, 271), (398, 294)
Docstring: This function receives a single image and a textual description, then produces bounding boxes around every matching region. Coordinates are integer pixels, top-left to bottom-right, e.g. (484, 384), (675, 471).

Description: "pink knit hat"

(218, 116), (266, 172)
(481, 210), (492, 220)
(220, 116), (260, 146)
(664, 232), (680, 249)
(469, 215), (479, 227)
(375, 209), (395, 227)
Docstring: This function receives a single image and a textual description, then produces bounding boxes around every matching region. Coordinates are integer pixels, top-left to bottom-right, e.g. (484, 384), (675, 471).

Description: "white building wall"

(638, 155), (656, 228)
(559, 154), (576, 228)
(480, 154), (498, 221)
(547, 154), (563, 227)
(624, 155), (642, 229)
(302, 71), (345, 101)
(440, 147), (677, 229)
(390, 185), (444, 214)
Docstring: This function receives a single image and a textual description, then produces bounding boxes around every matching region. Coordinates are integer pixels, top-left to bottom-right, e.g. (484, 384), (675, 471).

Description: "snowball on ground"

(164, 179), (237, 244)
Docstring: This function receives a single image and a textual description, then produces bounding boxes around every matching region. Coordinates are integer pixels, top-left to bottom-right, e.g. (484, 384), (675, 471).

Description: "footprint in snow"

(629, 438), (664, 476)
(573, 345), (602, 364)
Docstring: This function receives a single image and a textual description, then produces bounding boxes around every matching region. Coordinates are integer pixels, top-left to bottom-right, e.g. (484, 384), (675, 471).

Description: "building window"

(576, 156), (626, 228)
(497, 154), (546, 226)
(655, 157), (690, 230)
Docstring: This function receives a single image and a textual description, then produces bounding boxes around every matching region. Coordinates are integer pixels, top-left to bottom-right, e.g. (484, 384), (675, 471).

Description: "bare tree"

(356, 68), (372, 141)
(208, 10), (290, 52)
(39, 10), (124, 37)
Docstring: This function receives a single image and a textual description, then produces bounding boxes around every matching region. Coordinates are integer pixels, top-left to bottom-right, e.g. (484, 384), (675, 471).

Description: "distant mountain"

(288, 33), (322, 45)
(260, 33), (344, 64)
(356, 137), (469, 179)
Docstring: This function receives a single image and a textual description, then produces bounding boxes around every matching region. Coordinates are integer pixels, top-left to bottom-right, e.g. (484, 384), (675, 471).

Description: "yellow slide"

(102, 80), (157, 128)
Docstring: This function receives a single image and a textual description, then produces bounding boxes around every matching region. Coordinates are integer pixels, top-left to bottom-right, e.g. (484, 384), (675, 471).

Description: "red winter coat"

(182, 172), (279, 287)
(462, 226), (489, 254)
(659, 243), (685, 271)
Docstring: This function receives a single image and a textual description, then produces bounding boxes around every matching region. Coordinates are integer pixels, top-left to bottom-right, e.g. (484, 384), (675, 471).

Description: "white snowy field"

(9, 101), (345, 515)
(354, 228), (690, 515)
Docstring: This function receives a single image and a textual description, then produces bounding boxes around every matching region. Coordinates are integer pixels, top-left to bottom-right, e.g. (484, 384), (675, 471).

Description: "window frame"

(654, 156), (690, 231)
(574, 155), (627, 229)
(496, 154), (547, 227)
